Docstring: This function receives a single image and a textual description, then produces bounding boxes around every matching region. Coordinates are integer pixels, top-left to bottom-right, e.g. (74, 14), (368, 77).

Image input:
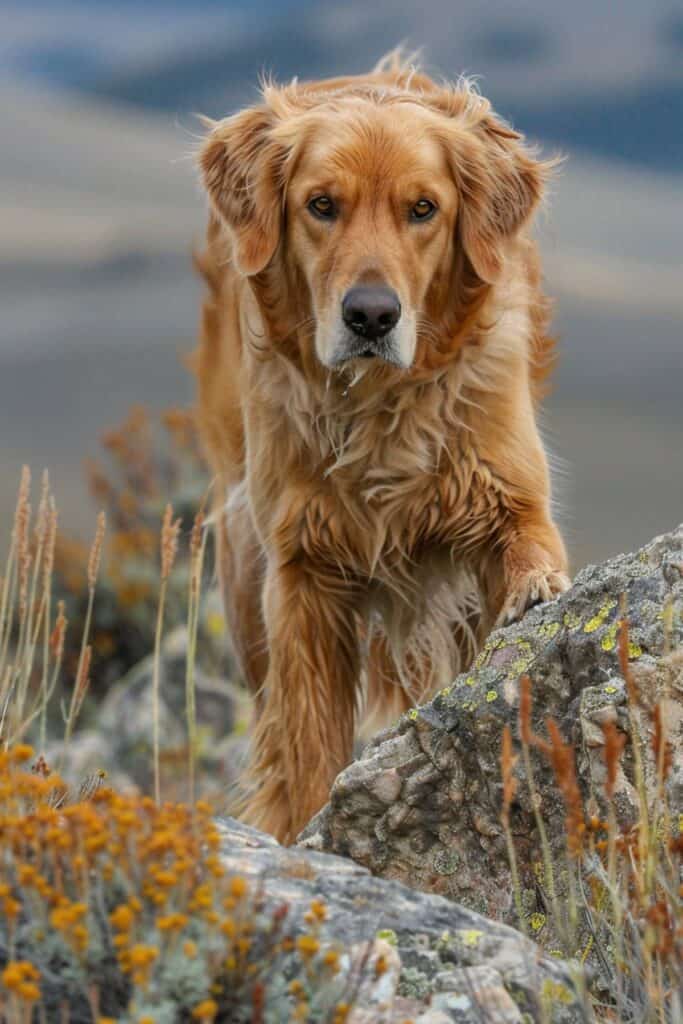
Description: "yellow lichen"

(459, 929), (483, 947)
(529, 913), (546, 932)
(601, 623), (619, 651)
(474, 636), (503, 669)
(541, 979), (573, 1005)
(584, 598), (617, 634)
(504, 638), (536, 680)
(486, 690), (498, 703)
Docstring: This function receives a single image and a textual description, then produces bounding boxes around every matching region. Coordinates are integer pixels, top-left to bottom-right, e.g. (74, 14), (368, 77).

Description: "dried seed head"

(190, 509), (205, 564)
(160, 504), (181, 581)
(652, 703), (673, 781)
(189, 505), (206, 600)
(601, 719), (627, 800)
(13, 465), (31, 543)
(88, 511), (106, 590)
(34, 469), (50, 547)
(49, 601), (67, 662)
(42, 498), (58, 594)
(544, 718), (585, 857)
(14, 466), (32, 622)
(617, 603), (640, 706)
(75, 645), (92, 705)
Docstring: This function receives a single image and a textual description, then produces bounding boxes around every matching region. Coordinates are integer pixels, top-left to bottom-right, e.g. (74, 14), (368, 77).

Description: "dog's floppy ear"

(199, 107), (284, 276)
(442, 109), (551, 284)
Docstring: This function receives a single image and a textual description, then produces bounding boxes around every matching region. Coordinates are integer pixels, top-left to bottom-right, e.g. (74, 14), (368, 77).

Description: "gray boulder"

(50, 625), (250, 805)
(216, 816), (589, 1023)
(299, 525), (682, 938)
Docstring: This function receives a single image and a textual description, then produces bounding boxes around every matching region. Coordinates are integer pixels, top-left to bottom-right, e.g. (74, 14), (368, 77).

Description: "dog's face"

(200, 79), (549, 372)
(282, 104), (457, 368)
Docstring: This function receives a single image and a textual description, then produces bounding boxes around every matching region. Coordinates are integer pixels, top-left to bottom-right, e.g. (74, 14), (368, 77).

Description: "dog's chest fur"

(261, 355), (504, 583)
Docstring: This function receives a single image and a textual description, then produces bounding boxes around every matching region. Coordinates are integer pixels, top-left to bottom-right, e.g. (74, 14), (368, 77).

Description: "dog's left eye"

(308, 195), (337, 220)
(410, 199), (437, 222)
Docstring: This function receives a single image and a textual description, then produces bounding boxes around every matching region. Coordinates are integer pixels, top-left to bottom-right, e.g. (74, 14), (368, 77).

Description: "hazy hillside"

(0, 1), (681, 566)
(5, 0), (683, 170)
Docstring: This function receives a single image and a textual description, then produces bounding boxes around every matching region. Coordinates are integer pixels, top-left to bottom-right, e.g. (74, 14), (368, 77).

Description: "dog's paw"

(496, 569), (571, 626)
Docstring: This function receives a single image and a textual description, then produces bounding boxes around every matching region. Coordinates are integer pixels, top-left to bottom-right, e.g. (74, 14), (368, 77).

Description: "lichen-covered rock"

(299, 525), (683, 935)
(216, 817), (588, 1023)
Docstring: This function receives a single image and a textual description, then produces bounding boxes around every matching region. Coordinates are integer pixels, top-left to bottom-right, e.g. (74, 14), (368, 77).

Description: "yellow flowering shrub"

(0, 747), (356, 1022)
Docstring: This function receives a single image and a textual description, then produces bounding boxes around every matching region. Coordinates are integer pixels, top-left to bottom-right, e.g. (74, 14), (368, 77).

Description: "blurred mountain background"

(1, 0), (682, 569)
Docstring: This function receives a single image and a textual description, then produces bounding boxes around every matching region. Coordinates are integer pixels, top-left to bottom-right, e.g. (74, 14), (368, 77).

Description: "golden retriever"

(195, 53), (569, 843)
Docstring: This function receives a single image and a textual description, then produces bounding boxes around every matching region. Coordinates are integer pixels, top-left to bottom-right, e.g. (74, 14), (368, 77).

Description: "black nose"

(342, 285), (401, 341)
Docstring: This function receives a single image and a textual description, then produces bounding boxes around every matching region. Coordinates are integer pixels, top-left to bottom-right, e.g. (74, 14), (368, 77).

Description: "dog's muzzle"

(336, 285), (402, 361)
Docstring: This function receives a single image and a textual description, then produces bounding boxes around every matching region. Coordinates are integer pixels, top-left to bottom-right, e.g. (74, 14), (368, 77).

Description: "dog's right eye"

(308, 195), (337, 220)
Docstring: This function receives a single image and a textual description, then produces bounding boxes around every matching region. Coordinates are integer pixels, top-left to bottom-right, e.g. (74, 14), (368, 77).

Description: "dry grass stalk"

(651, 704), (672, 788)
(0, 473), (70, 751)
(544, 718), (585, 859)
(510, 639), (681, 1022)
(160, 504), (181, 582)
(153, 504), (181, 805)
(16, 467), (31, 628)
(535, 717), (583, 941)
(73, 645), (92, 716)
(602, 721), (627, 804)
(617, 601), (651, 897)
(601, 718), (627, 930)
(63, 513), (106, 755)
(39, 498), (58, 749)
(16, 473), (54, 729)
(0, 469), (32, 679)
(500, 723), (517, 821)
(517, 674), (559, 925)
(87, 510), (106, 590)
(49, 602), (67, 660)
(499, 723), (525, 933)
(186, 501), (208, 809)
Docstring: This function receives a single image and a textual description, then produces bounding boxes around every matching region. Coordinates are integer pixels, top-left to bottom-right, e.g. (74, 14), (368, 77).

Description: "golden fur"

(195, 54), (570, 843)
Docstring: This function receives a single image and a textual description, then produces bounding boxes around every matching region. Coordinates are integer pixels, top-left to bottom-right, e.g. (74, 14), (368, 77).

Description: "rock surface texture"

(299, 526), (683, 934)
(216, 817), (588, 1023)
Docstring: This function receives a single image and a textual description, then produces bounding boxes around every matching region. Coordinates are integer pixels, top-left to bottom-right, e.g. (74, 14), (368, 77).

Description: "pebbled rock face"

(299, 525), (683, 931)
(216, 817), (588, 1023)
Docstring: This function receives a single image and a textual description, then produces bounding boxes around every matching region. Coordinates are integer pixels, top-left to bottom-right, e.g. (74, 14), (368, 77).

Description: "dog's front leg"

(482, 511), (570, 627)
(244, 559), (360, 844)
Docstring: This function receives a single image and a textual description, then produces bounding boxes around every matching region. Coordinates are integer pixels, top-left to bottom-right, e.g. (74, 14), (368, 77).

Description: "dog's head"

(199, 62), (553, 372)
